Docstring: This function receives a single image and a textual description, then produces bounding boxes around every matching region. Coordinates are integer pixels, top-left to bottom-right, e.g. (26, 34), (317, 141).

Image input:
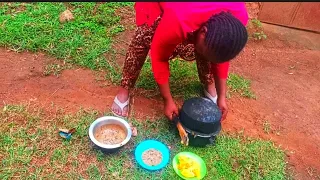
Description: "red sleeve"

(211, 61), (230, 79)
(134, 2), (162, 26)
(150, 10), (184, 84)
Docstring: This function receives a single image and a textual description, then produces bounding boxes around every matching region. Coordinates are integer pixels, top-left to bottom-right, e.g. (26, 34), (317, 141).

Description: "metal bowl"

(88, 116), (132, 153)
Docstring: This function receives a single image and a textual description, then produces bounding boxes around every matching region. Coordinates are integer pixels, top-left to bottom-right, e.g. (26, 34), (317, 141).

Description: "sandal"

(204, 89), (218, 104)
(112, 96), (130, 118)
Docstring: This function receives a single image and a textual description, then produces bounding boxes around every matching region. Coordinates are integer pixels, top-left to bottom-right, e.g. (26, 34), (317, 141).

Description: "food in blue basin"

(134, 140), (170, 171)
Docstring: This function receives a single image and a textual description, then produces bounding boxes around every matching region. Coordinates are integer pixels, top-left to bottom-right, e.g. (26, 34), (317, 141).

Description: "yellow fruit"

(181, 169), (195, 178)
(177, 155), (201, 178)
(177, 164), (185, 170)
(194, 167), (201, 178)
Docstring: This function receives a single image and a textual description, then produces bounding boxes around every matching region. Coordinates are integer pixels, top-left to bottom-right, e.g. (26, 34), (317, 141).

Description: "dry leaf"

(112, 172), (119, 177)
(129, 123), (138, 136)
(131, 127), (138, 137)
(59, 9), (74, 23)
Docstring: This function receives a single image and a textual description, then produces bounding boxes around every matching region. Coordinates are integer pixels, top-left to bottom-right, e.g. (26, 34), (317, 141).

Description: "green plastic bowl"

(172, 152), (207, 180)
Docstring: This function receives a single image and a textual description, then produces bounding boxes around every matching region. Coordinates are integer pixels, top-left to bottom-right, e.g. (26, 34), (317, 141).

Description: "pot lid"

(181, 97), (222, 123)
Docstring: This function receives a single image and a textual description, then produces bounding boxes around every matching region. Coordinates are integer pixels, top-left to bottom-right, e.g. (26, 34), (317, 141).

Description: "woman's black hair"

(205, 11), (248, 62)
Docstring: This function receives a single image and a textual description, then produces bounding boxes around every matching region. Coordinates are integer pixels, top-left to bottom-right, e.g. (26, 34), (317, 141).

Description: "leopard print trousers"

(120, 17), (215, 90)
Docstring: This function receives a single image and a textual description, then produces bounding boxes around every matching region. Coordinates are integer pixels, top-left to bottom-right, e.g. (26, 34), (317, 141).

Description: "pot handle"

(173, 113), (189, 146)
(209, 136), (217, 145)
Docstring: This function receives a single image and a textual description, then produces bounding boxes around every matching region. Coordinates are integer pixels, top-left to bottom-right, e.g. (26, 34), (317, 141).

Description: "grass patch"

(43, 63), (73, 76)
(136, 58), (202, 99)
(0, 104), (287, 179)
(227, 73), (256, 99)
(0, 2), (132, 70)
(135, 58), (255, 99)
(248, 19), (267, 41)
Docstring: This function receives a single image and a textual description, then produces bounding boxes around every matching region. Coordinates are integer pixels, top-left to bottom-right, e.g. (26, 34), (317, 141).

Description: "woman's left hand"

(217, 97), (228, 121)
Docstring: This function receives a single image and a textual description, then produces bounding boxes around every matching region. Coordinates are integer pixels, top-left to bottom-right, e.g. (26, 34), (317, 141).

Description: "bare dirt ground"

(1, 4), (320, 180)
(229, 24), (320, 179)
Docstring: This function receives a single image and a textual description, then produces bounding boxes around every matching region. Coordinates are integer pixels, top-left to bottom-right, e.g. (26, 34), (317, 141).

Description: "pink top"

(135, 2), (249, 84)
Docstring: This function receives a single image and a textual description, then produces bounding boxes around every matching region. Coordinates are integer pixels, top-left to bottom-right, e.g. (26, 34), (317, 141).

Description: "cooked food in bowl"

(94, 124), (127, 145)
(142, 148), (163, 166)
(89, 116), (132, 153)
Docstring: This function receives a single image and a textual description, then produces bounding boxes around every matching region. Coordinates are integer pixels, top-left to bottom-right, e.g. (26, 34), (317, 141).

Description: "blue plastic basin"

(134, 140), (170, 171)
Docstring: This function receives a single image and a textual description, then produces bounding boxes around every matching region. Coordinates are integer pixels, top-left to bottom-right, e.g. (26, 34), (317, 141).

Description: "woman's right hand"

(158, 82), (178, 120)
(164, 99), (179, 120)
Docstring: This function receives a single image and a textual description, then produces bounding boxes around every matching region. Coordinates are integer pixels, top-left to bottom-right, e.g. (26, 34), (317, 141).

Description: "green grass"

(248, 19), (267, 41)
(0, 2), (132, 70)
(135, 58), (255, 99)
(43, 63), (73, 76)
(227, 73), (256, 99)
(0, 104), (287, 179)
(136, 58), (203, 99)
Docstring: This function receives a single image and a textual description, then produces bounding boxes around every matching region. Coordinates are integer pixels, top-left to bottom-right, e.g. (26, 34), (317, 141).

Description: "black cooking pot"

(175, 97), (222, 147)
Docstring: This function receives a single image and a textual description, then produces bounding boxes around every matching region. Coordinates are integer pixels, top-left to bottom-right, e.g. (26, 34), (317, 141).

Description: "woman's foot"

(111, 88), (130, 117)
(204, 84), (218, 104)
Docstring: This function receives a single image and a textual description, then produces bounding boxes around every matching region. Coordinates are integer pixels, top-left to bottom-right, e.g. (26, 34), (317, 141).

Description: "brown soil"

(227, 23), (320, 179)
(94, 124), (126, 145)
(0, 4), (320, 179)
(142, 149), (163, 166)
(245, 2), (262, 19)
